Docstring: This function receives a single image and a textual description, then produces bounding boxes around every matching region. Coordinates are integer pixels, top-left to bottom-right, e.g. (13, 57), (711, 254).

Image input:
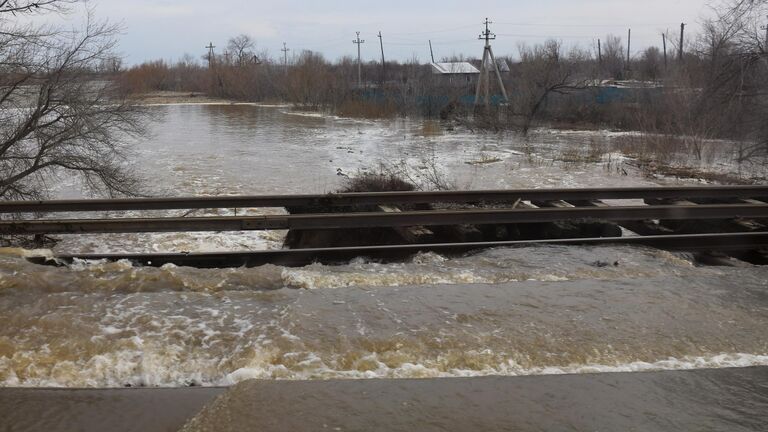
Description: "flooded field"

(1, 105), (766, 395)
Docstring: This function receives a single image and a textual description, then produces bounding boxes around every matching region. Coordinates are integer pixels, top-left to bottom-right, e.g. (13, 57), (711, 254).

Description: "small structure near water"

(430, 62), (480, 86)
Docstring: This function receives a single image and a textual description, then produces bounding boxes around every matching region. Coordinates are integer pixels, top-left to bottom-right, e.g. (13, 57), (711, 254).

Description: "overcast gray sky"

(84, 0), (713, 64)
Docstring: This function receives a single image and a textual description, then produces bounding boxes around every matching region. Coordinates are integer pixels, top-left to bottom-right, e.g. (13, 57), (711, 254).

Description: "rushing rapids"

(1, 245), (767, 387)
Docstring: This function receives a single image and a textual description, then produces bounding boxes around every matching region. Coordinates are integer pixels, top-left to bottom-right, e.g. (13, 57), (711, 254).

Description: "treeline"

(117, 44), (450, 118)
(117, 0), (768, 161)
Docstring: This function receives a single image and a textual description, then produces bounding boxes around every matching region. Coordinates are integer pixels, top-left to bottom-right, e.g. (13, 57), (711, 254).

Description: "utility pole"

(353, 31), (365, 88)
(429, 40), (435, 63)
(281, 42), (290, 74)
(205, 42), (215, 68)
(474, 18), (508, 108)
(679, 23), (685, 62)
(597, 38), (602, 66)
(662, 32), (668, 69)
(378, 31), (385, 85)
(626, 28), (631, 70)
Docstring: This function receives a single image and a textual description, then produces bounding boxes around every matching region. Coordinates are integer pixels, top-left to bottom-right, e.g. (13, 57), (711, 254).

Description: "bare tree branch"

(0, 6), (146, 199)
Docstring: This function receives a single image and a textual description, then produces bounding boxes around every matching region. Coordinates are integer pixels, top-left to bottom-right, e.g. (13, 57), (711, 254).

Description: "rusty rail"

(2, 203), (767, 235)
(1, 185), (767, 213)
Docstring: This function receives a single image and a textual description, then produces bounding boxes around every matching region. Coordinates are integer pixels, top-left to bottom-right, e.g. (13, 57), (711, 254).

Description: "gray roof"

(430, 62), (480, 75)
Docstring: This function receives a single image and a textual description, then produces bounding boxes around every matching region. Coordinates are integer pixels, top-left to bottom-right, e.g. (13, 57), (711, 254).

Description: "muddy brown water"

(1, 105), (766, 430)
(1, 245), (767, 387)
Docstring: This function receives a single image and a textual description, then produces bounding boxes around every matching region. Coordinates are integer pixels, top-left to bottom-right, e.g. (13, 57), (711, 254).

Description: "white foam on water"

(4, 344), (766, 388)
(218, 352), (768, 385)
(275, 246), (705, 290)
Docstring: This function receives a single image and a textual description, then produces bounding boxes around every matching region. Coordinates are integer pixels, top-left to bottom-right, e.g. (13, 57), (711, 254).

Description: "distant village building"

(430, 60), (509, 87)
(430, 62), (480, 85)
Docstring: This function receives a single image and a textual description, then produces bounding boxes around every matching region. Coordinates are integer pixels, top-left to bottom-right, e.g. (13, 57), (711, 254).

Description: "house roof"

(430, 62), (480, 74)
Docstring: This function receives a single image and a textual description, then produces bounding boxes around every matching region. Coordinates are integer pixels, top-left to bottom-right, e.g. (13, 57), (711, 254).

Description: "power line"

(495, 21), (682, 28)
(496, 33), (599, 39)
(387, 24), (478, 36)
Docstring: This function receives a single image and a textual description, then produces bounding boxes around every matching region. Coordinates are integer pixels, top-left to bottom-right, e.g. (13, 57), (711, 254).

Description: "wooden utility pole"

(662, 32), (668, 69)
(429, 40), (435, 63)
(597, 38), (602, 65)
(378, 31), (385, 84)
(474, 18), (508, 107)
(679, 23), (685, 61)
(281, 43), (290, 74)
(353, 31), (365, 88)
(626, 28), (631, 70)
(205, 42), (215, 68)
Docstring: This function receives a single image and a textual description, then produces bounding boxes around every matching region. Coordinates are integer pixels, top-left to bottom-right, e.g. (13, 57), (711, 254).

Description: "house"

(430, 62), (480, 85)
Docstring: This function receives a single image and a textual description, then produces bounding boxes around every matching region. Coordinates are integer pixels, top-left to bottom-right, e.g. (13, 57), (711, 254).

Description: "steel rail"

(26, 232), (768, 269)
(2, 204), (767, 235)
(1, 186), (767, 213)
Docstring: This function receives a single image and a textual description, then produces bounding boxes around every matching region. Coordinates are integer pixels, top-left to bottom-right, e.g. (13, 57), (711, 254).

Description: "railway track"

(1, 185), (766, 213)
(1, 203), (767, 235)
(3, 185), (767, 268)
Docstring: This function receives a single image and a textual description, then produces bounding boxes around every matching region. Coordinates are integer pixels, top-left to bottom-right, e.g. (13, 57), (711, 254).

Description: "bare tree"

(513, 40), (589, 134)
(227, 34), (257, 66)
(634, 0), (768, 163)
(639, 47), (663, 81)
(601, 34), (625, 79)
(0, 0), (73, 14)
(0, 2), (145, 199)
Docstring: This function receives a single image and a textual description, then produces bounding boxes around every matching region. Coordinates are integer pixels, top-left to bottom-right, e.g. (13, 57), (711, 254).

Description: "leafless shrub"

(371, 150), (457, 191)
(339, 172), (416, 193)
(556, 139), (608, 166)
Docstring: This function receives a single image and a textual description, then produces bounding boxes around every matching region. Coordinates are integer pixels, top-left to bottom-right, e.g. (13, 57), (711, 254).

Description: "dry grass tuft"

(340, 173), (416, 193)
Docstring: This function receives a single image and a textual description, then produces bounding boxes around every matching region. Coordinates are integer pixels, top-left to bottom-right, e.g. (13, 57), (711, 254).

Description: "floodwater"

(1, 105), (767, 429)
(2, 244), (768, 387)
(47, 104), (669, 254)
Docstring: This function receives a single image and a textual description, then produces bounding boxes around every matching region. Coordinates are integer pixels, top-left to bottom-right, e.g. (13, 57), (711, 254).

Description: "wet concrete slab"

(0, 387), (225, 432)
(181, 367), (768, 432)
